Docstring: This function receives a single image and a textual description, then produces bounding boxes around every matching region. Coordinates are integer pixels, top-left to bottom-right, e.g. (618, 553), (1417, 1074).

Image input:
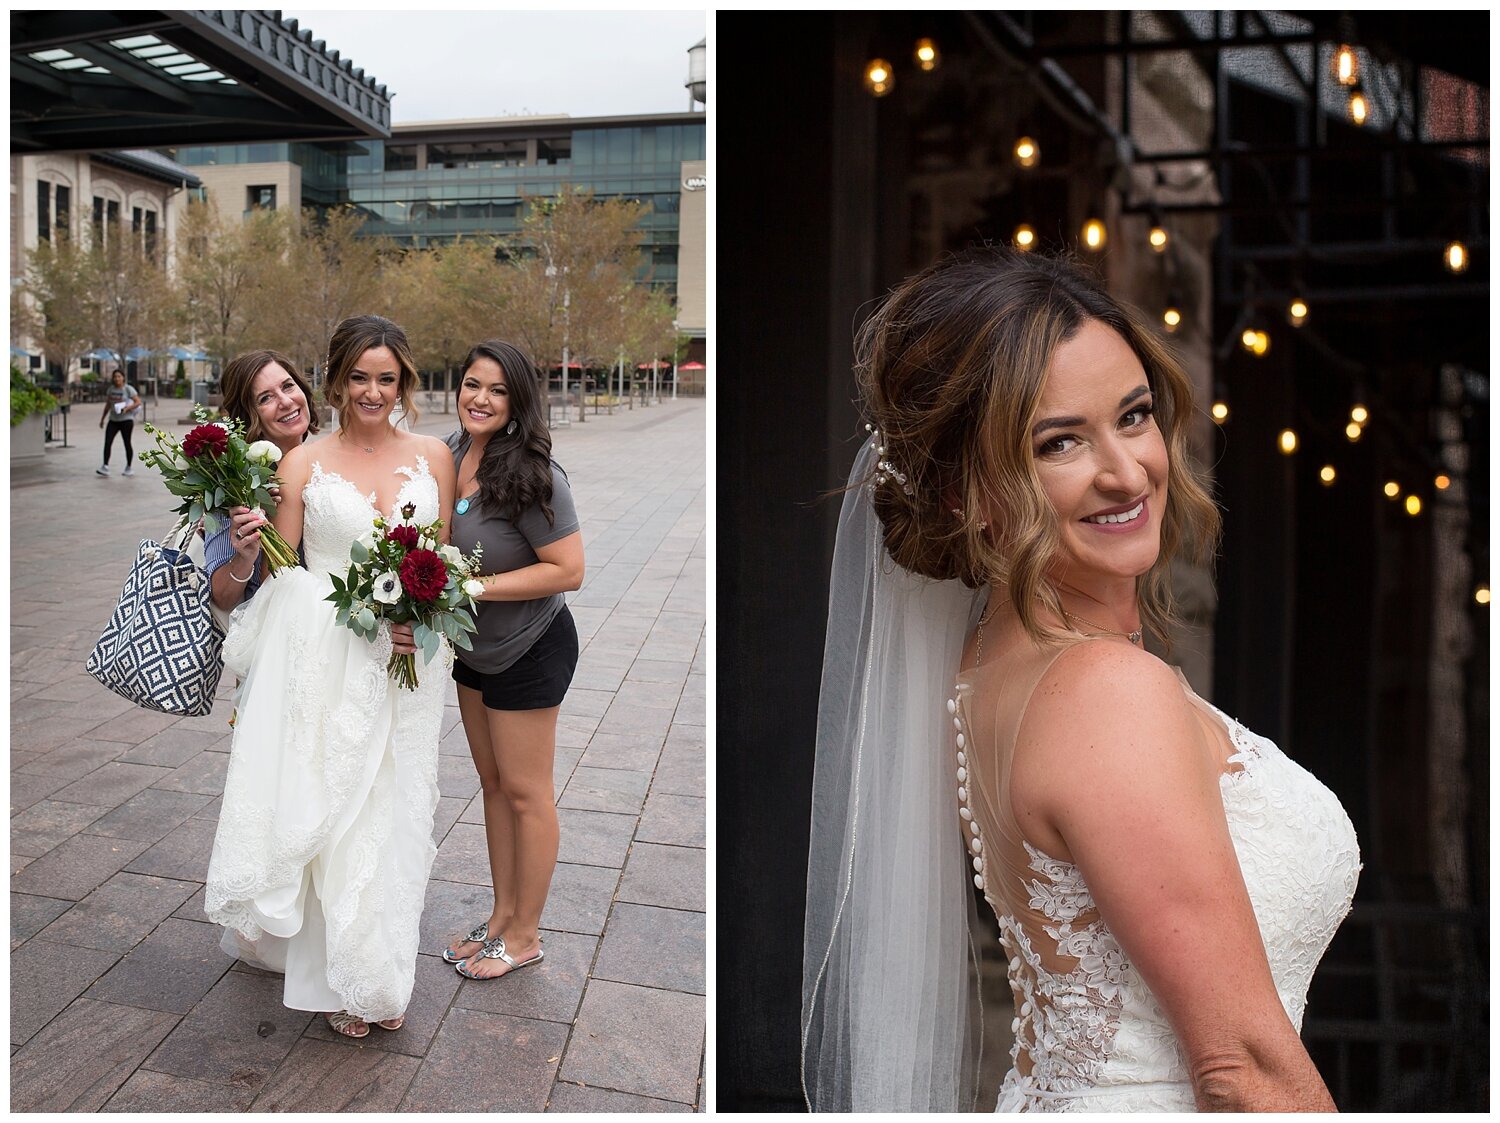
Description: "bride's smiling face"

(1030, 320), (1169, 586)
(345, 345), (401, 425)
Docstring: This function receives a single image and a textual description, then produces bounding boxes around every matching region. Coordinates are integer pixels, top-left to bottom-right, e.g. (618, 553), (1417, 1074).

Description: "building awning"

(12, 10), (392, 152)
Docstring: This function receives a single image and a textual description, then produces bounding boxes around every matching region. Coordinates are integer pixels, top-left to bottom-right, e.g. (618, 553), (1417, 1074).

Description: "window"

(92, 196), (104, 238)
(55, 185), (69, 239)
(37, 180), (51, 242)
(106, 199), (120, 227)
(132, 206), (142, 234)
(247, 185), (276, 210)
(384, 145), (418, 171)
(144, 211), (158, 258)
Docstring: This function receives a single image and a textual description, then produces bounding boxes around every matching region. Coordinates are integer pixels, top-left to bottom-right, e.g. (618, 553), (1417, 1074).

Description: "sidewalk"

(10, 396), (706, 1111)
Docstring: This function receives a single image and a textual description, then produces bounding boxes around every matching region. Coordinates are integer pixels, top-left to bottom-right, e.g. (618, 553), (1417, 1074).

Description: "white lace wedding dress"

(952, 641), (1360, 1112)
(205, 457), (448, 1022)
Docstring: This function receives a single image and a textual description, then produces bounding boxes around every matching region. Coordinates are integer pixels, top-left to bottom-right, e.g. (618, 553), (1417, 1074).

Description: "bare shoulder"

(277, 439), (316, 482)
(1013, 639), (1211, 846)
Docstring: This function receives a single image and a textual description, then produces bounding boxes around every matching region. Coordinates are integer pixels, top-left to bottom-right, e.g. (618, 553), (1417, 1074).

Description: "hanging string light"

(1148, 225), (1169, 252)
(1287, 298), (1308, 327)
(1162, 306), (1182, 333)
(1405, 494), (1422, 516)
(1476, 585), (1491, 606)
(1333, 44), (1360, 87)
(1444, 241), (1469, 273)
(1241, 328), (1270, 356)
(865, 59), (894, 96)
(1012, 224), (1036, 251)
(1013, 136), (1040, 169)
(1383, 481), (1401, 498)
(1081, 218), (1106, 251)
(1348, 88), (1370, 126)
(914, 38), (939, 72)
(1345, 421), (1363, 442)
(1319, 465), (1337, 486)
(1350, 404), (1369, 425)
(1211, 401), (1230, 424)
(1278, 429), (1298, 454)
(1435, 474), (1452, 490)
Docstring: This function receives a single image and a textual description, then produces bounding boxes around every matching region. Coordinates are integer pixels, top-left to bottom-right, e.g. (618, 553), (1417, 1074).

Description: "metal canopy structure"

(12, 9), (392, 152)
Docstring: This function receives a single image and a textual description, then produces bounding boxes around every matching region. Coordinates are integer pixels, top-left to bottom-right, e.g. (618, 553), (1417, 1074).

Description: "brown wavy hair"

(856, 248), (1221, 644)
(322, 315), (420, 432)
(219, 349), (320, 444)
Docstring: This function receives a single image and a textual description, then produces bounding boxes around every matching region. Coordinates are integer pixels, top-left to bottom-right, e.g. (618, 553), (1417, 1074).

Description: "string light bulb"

(1278, 429), (1298, 455)
(1333, 44), (1359, 87)
(914, 38), (939, 71)
(1288, 298), (1308, 326)
(1348, 88), (1369, 126)
(1149, 226), (1169, 252)
(1435, 474), (1451, 490)
(1241, 329), (1270, 356)
(1477, 585), (1491, 606)
(1405, 494), (1422, 516)
(1163, 306), (1182, 332)
(1383, 481), (1401, 498)
(1211, 401), (1229, 424)
(1013, 136), (1039, 168)
(1012, 224), (1036, 251)
(1319, 465), (1337, 486)
(1444, 241), (1469, 274)
(1345, 421), (1363, 442)
(1081, 218), (1106, 251)
(1350, 404), (1369, 425)
(864, 59), (894, 97)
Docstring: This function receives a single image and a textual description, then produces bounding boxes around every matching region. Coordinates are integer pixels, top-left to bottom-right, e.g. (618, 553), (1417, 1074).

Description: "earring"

(506, 419), (517, 436)
(951, 508), (963, 518)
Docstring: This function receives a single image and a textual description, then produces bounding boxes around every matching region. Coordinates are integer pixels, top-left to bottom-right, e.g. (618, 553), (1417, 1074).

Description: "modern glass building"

(169, 111), (707, 344)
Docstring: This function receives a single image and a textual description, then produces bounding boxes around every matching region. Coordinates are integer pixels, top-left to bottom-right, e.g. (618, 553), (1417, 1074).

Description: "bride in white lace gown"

(802, 252), (1359, 1111)
(206, 316), (456, 1035)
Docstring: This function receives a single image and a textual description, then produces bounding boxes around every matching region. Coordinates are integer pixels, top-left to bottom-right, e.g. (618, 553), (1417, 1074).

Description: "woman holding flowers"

(440, 340), (585, 981)
(205, 315), (455, 1039)
(204, 349), (320, 610)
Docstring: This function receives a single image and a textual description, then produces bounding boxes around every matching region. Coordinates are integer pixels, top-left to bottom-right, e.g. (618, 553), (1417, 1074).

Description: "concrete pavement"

(10, 394), (706, 1111)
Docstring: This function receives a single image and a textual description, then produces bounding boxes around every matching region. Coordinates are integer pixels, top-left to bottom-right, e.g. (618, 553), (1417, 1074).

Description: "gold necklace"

(1061, 609), (1143, 646)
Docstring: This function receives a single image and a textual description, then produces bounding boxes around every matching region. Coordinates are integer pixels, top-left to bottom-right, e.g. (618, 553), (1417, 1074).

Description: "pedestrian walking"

(97, 368), (142, 476)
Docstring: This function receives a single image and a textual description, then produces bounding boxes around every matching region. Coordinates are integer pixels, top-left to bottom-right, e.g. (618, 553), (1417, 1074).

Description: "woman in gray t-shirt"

(441, 340), (585, 983)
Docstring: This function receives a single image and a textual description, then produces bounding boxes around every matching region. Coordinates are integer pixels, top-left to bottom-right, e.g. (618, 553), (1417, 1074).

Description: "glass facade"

(171, 117), (704, 296)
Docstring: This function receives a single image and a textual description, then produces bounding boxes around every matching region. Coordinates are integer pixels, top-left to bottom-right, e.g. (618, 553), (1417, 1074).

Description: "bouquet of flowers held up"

(138, 406), (299, 573)
(327, 502), (484, 690)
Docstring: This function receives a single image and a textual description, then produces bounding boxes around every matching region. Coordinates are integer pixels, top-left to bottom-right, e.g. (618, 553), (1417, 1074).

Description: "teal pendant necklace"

(455, 498), (471, 515)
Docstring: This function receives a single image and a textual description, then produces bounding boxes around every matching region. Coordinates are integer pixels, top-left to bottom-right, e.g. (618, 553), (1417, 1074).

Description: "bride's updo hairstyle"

(322, 314), (421, 431)
(856, 248), (1220, 643)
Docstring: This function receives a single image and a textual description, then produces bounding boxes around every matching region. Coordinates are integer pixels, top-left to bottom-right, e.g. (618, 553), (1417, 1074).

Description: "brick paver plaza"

(10, 395), (706, 1111)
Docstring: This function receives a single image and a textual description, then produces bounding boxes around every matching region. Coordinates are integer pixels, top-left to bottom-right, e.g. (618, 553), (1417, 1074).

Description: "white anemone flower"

(373, 571), (404, 604)
(439, 544), (464, 567)
(246, 439), (283, 464)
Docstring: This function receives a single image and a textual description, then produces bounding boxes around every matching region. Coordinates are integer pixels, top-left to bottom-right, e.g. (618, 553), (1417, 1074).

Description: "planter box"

(10, 412), (46, 465)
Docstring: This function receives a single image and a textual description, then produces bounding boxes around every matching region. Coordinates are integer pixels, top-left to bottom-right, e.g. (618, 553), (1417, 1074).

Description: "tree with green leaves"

(178, 201), (290, 372)
(14, 234), (96, 382)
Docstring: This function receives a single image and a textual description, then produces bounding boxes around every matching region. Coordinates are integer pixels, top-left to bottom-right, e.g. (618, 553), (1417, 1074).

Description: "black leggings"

(103, 419), (134, 466)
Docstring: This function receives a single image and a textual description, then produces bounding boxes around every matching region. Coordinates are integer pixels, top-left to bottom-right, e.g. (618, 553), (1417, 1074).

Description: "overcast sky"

(285, 9), (706, 123)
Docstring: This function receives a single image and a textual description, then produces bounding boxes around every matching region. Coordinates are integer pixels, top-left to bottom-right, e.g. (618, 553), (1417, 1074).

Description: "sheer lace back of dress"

(953, 637), (1359, 1111)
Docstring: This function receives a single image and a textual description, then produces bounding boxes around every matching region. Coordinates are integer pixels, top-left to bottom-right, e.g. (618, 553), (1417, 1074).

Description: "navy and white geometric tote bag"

(87, 518), (226, 716)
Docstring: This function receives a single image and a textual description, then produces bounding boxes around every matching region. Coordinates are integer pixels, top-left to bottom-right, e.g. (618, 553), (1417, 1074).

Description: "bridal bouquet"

(327, 503), (483, 689)
(138, 406), (299, 573)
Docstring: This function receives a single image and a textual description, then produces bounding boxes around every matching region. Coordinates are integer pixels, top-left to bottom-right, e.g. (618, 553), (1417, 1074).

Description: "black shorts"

(452, 607), (579, 711)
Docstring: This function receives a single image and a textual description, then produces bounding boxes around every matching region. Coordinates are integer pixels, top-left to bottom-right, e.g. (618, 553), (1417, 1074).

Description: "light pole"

(672, 318), (680, 401)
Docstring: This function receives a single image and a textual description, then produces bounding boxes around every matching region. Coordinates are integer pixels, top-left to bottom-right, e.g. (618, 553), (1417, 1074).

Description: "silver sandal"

(442, 920), (492, 964)
(454, 935), (544, 979)
(325, 1011), (369, 1038)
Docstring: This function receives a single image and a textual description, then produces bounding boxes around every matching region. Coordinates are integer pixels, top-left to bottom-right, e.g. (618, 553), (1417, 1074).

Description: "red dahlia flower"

(385, 524), (419, 550)
(399, 548), (448, 602)
(182, 423), (229, 459)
